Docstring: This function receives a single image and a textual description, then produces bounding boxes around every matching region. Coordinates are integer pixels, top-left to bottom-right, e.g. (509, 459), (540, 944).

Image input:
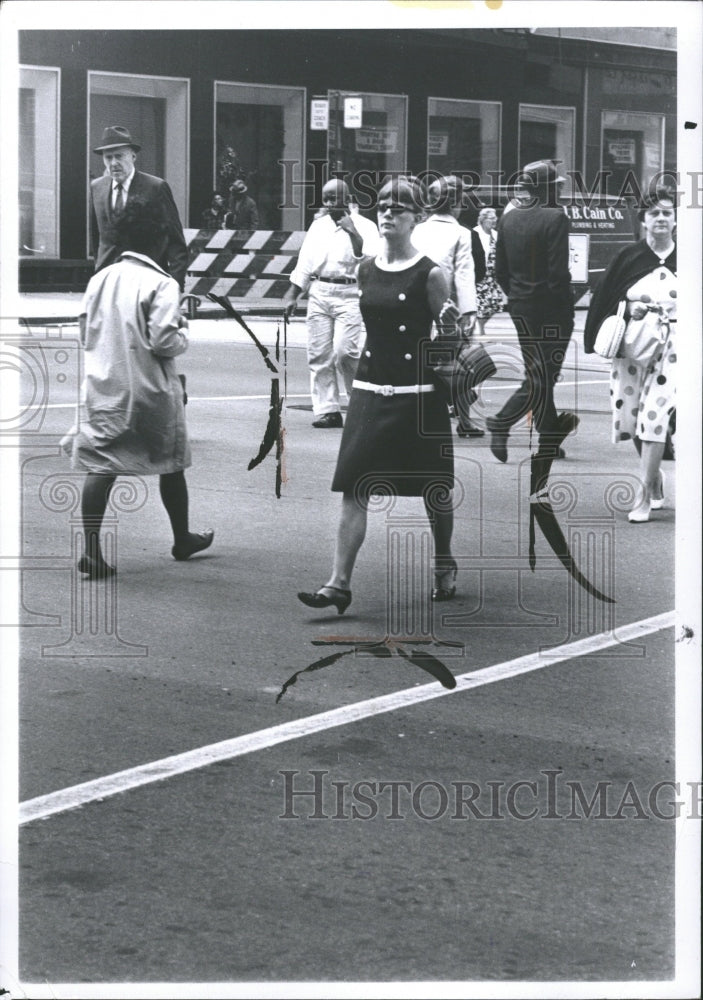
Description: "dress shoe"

(628, 500), (652, 523)
(456, 418), (485, 439)
(555, 411), (579, 446)
(312, 412), (343, 429)
(298, 586), (352, 615)
(485, 416), (509, 463)
(77, 555), (116, 580)
(432, 558), (458, 602)
(651, 471), (665, 510)
(172, 529), (215, 561)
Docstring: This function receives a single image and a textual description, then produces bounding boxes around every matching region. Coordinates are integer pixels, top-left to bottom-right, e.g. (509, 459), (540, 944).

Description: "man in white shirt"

(283, 179), (380, 428)
(413, 175), (481, 438)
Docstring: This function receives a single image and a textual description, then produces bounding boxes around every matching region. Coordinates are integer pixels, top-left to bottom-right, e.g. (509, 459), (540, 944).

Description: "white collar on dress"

(374, 252), (423, 272)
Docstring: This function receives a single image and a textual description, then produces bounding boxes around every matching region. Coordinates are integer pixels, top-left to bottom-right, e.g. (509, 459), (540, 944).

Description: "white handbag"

(593, 300), (627, 359)
(620, 308), (668, 364)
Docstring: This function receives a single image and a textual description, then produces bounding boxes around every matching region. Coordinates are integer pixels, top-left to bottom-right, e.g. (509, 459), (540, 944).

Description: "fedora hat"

(517, 159), (565, 187)
(230, 179), (248, 195)
(93, 125), (141, 153)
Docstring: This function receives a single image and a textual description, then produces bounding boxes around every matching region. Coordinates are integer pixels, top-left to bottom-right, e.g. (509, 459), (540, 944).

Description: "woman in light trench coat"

(63, 197), (214, 578)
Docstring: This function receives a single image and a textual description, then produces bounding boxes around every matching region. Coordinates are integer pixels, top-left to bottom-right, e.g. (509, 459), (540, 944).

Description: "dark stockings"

(81, 470), (191, 564)
(159, 470), (190, 545)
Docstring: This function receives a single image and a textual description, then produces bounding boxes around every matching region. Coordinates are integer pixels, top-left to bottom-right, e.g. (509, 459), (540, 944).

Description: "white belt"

(352, 380), (435, 396)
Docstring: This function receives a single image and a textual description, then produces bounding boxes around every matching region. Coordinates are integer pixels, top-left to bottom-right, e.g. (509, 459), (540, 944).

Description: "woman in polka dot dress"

(584, 183), (676, 523)
(298, 177), (461, 615)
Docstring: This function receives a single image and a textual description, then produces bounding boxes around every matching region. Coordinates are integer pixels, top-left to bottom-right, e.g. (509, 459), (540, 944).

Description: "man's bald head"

(321, 179), (351, 204)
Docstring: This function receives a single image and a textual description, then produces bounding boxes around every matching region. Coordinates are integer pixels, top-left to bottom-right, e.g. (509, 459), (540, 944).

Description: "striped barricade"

(183, 229), (305, 315)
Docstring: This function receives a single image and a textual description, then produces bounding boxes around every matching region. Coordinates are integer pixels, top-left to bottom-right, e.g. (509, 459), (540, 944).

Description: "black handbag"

(426, 334), (497, 408)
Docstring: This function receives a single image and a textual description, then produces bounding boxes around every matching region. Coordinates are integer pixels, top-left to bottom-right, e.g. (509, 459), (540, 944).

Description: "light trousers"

(306, 282), (364, 415)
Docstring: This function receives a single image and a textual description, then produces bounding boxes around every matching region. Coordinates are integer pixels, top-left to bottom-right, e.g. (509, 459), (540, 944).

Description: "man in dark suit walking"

(90, 125), (188, 290)
(486, 159), (578, 461)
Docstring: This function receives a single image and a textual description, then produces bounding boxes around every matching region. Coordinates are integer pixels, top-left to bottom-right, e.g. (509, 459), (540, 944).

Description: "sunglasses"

(377, 201), (413, 215)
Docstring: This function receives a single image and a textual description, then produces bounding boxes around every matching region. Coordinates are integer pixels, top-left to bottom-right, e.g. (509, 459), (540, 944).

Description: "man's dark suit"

(492, 201), (574, 439)
(90, 170), (188, 290)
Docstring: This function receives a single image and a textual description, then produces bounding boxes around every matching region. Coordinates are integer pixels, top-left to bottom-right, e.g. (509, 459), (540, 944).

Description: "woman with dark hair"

(63, 197), (214, 577)
(584, 182), (677, 522)
(297, 176), (461, 614)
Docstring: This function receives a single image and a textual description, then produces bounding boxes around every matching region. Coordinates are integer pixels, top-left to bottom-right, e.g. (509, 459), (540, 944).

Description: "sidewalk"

(16, 290), (594, 355)
(15, 290), (309, 347)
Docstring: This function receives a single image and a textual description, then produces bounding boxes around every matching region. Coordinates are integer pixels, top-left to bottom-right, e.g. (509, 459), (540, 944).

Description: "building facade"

(18, 27), (676, 285)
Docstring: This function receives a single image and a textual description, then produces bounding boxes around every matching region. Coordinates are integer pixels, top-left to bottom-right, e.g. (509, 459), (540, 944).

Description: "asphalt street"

(8, 298), (681, 989)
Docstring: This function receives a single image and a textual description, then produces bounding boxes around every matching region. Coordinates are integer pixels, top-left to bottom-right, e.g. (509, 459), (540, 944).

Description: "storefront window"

(519, 104), (575, 194)
(327, 91), (407, 196)
(601, 110), (664, 198)
(215, 81), (305, 231)
(427, 98), (501, 186)
(19, 66), (59, 258)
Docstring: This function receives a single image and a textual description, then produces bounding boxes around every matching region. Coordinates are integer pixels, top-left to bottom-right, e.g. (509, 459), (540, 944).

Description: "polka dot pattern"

(609, 265), (676, 446)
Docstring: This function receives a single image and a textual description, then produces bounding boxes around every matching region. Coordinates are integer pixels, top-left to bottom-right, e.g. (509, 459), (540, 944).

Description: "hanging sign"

(344, 97), (363, 128)
(310, 100), (329, 131)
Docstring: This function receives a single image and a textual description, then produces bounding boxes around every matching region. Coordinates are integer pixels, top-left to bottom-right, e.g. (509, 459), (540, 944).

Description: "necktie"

(114, 182), (125, 213)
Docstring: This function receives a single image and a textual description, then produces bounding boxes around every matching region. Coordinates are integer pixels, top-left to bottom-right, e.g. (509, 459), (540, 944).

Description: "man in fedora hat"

(90, 124), (188, 289)
(224, 178), (259, 230)
(486, 159), (578, 461)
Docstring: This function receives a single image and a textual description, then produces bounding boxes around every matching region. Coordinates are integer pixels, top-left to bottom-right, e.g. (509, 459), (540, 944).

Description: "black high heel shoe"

(297, 586), (352, 615)
(432, 558), (457, 602)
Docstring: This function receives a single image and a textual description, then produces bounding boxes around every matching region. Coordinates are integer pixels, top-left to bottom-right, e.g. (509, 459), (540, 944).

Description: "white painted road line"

(39, 394), (314, 410)
(19, 611), (675, 826)
(37, 380), (610, 410)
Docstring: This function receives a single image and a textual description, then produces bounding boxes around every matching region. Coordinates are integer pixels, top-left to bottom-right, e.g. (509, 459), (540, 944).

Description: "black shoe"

(172, 529), (215, 561)
(456, 418), (485, 439)
(486, 417), (509, 463)
(556, 411), (580, 443)
(432, 558), (457, 602)
(312, 412), (343, 429)
(77, 555), (116, 580)
(298, 586), (352, 615)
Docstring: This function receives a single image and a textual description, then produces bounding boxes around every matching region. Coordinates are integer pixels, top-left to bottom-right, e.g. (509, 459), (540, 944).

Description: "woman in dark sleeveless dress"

(298, 177), (460, 614)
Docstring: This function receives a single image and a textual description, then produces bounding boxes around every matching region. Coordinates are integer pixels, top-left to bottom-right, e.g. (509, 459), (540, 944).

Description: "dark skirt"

(331, 387), (455, 498)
